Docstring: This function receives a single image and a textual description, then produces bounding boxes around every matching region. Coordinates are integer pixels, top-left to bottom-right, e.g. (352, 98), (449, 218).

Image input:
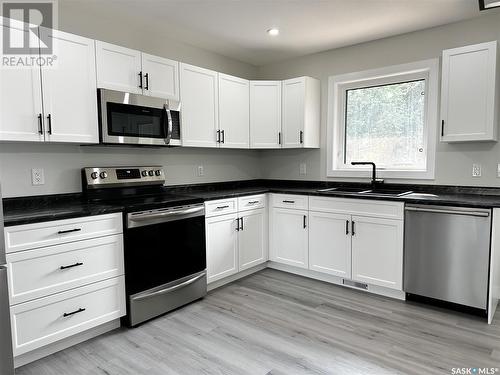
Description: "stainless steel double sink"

(317, 187), (413, 197)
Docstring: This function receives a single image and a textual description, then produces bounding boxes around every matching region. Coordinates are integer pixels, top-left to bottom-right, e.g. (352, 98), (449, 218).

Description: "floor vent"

(342, 279), (368, 290)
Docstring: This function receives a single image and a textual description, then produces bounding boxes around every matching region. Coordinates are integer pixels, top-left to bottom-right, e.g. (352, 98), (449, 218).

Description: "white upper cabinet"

(308, 211), (351, 278)
(180, 63), (219, 148)
(0, 22), (44, 142)
(95, 41), (142, 94)
(250, 81), (282, 148)
(441, 41), (498, 142)
(141, 53), (179, 100)
(282, 76), (320, 148)
(41, 30), (98, 143)
(218, 73), (249, 148)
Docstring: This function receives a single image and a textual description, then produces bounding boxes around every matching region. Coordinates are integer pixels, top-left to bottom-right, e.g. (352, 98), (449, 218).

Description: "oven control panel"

(83, 166), (165, 189)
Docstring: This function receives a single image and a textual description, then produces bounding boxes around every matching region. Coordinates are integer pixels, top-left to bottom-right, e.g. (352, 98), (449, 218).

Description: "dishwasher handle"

(405, 206), (490, 218)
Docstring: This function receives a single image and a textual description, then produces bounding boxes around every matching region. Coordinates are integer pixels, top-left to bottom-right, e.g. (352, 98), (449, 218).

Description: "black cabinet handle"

(236, 218), (240, 231)
(221, 130), (225, 144)
(216, 205), (229, 209)
(60, 262), (83, 270)
(57, 228), (81, 234)
(37, 113), (43, 135)
(47, 114), (52, 134)
(441, 120), (445, 137)
(278, 132), (282, 145)
(138, 71), (143, 89)
(63, 307), (86, 318)
(303, 215), (307, 229)
(345, 220), (349, 235)
(283, 200), (295, 204)
(144, 73), (149, 90)
(240, 217), (244, 231)
(351, 221), (355, 236)
(299, 131), (303, 144)
(216, 130), (221, 143)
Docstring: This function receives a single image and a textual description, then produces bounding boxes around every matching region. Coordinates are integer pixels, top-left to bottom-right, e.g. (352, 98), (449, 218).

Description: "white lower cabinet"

(308, 211), (351, 278)
(206, 213), (239, 283)
(239, 209), (267, 271)
(351, 216), (403, 290)
(270, 208), (309, 269)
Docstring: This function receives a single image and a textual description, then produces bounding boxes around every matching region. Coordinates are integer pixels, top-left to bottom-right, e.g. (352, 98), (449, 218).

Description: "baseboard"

(267, 261), (406, 301)
(208, 263), (267, 291)
(14, 319), (121, 368)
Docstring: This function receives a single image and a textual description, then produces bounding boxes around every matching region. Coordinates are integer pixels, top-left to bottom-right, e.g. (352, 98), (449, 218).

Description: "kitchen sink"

(317, 187), (371, 194)
(359, 189), (413, 197)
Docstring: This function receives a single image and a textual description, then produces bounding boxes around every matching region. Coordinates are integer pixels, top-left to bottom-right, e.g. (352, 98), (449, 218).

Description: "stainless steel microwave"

(98, 89), (181, 146)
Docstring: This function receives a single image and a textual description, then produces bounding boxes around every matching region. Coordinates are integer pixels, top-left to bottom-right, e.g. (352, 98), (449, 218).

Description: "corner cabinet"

(180, 63), (219, 148)
(282, 76), (320, 148)
(0, 25), (98, 143)
(95, 41), (179, 100)
(441, 41), (499, 142)
(250, 81), (282, 148)
(218, 73), (250, 148)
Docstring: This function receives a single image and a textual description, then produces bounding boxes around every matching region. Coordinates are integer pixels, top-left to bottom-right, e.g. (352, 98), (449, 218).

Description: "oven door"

(99, 89), (180, 146)
(124, 204), (206, 325)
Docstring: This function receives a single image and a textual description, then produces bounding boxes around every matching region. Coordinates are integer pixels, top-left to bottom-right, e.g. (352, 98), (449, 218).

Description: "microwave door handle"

(163, 106), (172, 145)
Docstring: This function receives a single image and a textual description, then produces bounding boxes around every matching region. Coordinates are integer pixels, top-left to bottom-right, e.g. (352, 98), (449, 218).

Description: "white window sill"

(327, 169), (435, 180)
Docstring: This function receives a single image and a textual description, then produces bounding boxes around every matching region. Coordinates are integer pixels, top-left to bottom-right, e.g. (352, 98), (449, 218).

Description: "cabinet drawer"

(271, 194), (308, 210)
(205, 198), (237, 218)
(7, 235), (124, 305)
(309, 196), (404, 220)
(11, 276), (125, 356)
(238, 194), (267, 212)
(4, 213), (123, 253)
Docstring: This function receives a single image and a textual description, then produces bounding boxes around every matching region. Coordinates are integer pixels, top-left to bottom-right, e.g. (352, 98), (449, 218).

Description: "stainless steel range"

(82, 166), (207, 327)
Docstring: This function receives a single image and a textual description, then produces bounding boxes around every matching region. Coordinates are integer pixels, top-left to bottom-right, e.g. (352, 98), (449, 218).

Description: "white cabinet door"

(180, 63), (219, 148)
(42, 30), (98, 143)
(250, 81), (282, 148)
(441, 41), (498, 142)
(0, 22), (44, 142)
(95, 41), (142, 94)
(270, 208), (308, 269)
(206, 213), (238, 283)
(218, 73), (249, 149)
(141, 53), (179, 100)
(239, 209), (267, 271)
(308, 211), (351, 278)
(351, 216), (403, 290)
(282, 77), (305, 148)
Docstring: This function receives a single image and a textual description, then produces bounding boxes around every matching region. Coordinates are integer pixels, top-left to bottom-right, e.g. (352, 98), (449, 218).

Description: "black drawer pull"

(248, 201), (259, 204)
(63, 307), (86, 318)
(283, 200), (295, 204)
(57, 228), (82, 235)
(216, 205), (229, 209)
(60, 262), (83, 270)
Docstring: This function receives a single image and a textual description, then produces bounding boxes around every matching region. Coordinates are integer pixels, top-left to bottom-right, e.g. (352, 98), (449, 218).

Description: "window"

(327, 59), (439, 179)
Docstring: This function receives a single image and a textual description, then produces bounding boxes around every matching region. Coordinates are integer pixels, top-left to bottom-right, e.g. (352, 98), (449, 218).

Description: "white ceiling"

(61, 0), (483, 66)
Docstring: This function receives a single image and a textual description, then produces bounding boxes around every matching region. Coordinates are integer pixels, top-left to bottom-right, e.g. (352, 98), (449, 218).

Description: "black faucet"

(351, 161), (384, 187)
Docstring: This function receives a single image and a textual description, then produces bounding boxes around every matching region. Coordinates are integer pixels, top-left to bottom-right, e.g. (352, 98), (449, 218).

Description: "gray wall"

(257, 10), (500, 187)
(0, 2), (261, 198)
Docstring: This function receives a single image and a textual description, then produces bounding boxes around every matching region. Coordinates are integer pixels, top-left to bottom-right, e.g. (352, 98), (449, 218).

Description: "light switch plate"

(197, 165), (204, 177)
(472, 164), (482, 177)
(497, 163), (500, 177)
(31, 168), (45, 185)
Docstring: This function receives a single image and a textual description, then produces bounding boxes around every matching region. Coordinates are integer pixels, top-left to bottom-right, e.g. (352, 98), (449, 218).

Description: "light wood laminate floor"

(16, 269), (500, 375)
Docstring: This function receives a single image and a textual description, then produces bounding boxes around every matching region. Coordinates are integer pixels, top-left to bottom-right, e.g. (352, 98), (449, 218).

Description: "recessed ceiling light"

(267, 28), (279, 36)
(479, 0), (500, 10)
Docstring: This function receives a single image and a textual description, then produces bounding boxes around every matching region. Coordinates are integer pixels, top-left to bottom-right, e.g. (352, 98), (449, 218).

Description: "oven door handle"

(162, 105), (173, 146)
(132, 272), (206, 301)
(129, 206), (205, 223)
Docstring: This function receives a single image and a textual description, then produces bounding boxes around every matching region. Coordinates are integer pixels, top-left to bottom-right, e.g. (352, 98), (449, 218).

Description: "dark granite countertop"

(4, 179), (500, 226)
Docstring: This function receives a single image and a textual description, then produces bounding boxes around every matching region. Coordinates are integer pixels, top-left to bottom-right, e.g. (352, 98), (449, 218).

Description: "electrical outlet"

(197, 165), (204, 177)
(472, 163), (482, 177)
(31, 168), (45, 185)
(299, 162), (307, 176)
(497, 164), (500, 177)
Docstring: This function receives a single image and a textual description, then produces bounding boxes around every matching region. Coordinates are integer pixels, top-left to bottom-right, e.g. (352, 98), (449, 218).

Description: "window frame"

(327, 59), (439, 180)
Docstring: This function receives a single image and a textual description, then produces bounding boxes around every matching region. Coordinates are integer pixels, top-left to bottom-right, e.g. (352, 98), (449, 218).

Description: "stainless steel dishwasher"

(404, 204), (491, 311)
